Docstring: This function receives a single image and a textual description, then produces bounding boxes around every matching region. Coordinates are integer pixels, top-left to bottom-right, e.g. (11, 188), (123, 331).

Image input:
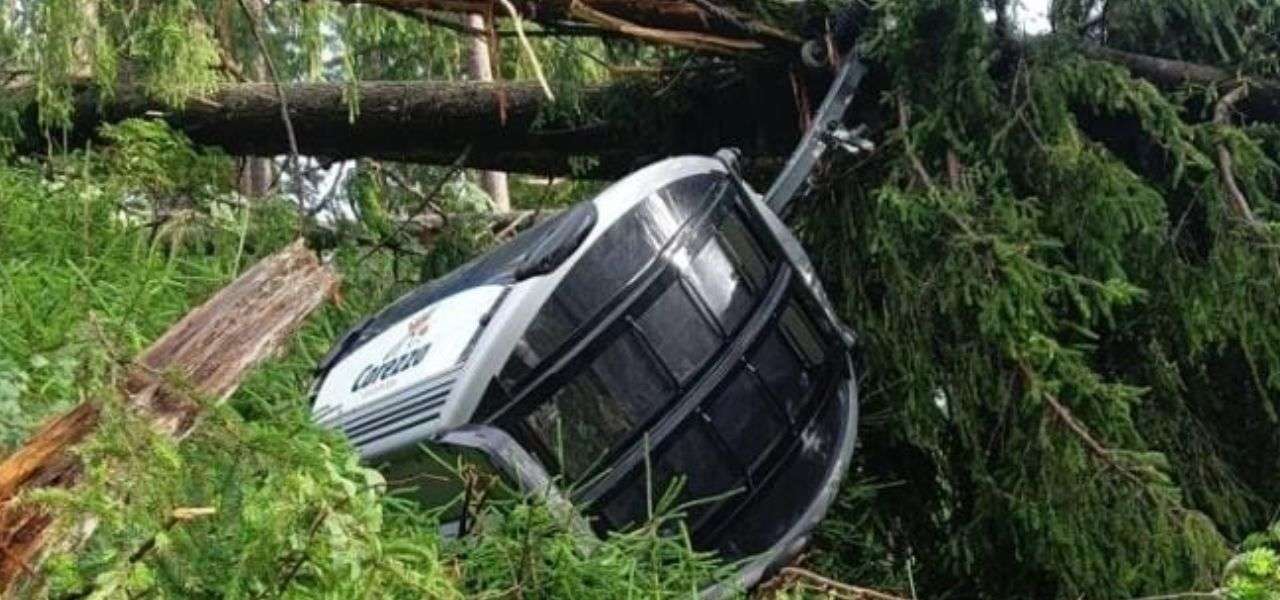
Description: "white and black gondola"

(311, 28), (871, 593)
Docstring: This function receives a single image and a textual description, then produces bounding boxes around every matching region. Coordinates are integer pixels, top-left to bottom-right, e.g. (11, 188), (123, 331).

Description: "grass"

(0, 129), (732, 598)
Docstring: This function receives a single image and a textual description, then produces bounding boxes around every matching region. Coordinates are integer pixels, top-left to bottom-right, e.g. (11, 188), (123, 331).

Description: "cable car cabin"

(310, 154), (858, 592)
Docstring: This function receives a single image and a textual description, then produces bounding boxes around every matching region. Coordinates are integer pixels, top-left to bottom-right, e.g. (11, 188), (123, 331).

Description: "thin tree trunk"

(239, 0), (275, 199)
(238, 155), (274, 198)
(464, 13), (511, 211)
(71, 0), (98, 79)
(0, 240), (338, 596)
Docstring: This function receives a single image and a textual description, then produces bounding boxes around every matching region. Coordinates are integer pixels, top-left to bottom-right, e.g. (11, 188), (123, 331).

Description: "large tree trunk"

(10, 78), (805, 177)
(10, 38), (1277, 178)
(0, 240), (338, 596)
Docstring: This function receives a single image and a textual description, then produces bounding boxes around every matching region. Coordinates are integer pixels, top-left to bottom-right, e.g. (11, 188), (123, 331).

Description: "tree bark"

(238, 155), (275, 197)
(464, 13), (511, 211)
(238, 0), (277, 199)
(11, 78), (805, 177)
(71, 0), (99, 80)
(13, 40), (1274, 179)
(0, 240), (338, 596)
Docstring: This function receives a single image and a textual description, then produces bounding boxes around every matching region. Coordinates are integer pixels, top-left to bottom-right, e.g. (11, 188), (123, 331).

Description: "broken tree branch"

(1212, 83), (1259, 226)
(360, 146), (473, 263)
(330, 0), (1280, 121)
(771, 567), (911, 600)
(323, 0), (795, 51)
(1081, 43), (1280, 123)
(0, 240), (338, 595)
(897, 93), (935, 191)
(498, 0), (555, 100)
(566, 0), (762, 54)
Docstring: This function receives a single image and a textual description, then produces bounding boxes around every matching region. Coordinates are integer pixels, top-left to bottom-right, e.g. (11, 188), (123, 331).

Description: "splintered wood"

(0, 240), (338, 594)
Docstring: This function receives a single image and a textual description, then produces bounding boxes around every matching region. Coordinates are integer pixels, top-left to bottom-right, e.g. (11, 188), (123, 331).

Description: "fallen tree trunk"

(9, 41), (1276, 179)
(0, 240), (338, 596)
(10, 78), (805, 177)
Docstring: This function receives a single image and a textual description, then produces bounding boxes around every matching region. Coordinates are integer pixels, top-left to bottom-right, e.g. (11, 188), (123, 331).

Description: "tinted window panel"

(639, 283), (721, 385)
(600, 423), (745, 534)
(498, 343), (535, 393)
(600, 478), (650, 531)
(523, 373), (623, 478)
(553, 209), (661, 322)
(657, 424), (743, 524)
(752, 329), (814, 419)
(712, 395), (842, 559)
(523, 296), (577, 362)
(592, 330), (677, 424)
(523, 331), (675, 481)
(707, 372), (786, 471)
(719, 214), (771, 291)
(688, 239), (753, 334)
(661, 174), (723, 223)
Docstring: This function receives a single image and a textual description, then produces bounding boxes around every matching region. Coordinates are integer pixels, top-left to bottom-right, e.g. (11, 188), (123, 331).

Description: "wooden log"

(8, 78), (805, 178)
(0, 239), (339, 595)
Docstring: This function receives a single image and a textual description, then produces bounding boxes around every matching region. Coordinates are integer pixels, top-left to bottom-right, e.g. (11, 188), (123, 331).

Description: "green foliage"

(1227, 548), (1280, 600)
(1227, 525), (1280, 600)
(0, 123), (725, 598)
(119, 0), (223, 106)
(16, 0), (222, 131)
(799, 1), (1280, 597)
(1061, 0), (1280, 77)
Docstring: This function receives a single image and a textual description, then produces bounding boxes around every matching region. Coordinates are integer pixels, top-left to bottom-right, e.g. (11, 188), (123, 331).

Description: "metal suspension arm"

(763, 51), (872, 217)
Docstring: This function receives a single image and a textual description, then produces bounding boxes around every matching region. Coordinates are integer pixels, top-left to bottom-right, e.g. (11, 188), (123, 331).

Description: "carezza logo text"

(350, 344), (429, 392)
(351, 311), (434, 393)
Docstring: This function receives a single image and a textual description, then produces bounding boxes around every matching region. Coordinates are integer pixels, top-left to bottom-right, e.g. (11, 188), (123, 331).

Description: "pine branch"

(355, 147), (472, 265)
(1124, 591), (1224, 600)
(896, 93), (935, 191)
(565, 0), (762, 54)
(269, 506), (330, 598)
(382, 4), (615, 38)
(1016, 364), (1152, 492)
(1080, 43), (1280, 123)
